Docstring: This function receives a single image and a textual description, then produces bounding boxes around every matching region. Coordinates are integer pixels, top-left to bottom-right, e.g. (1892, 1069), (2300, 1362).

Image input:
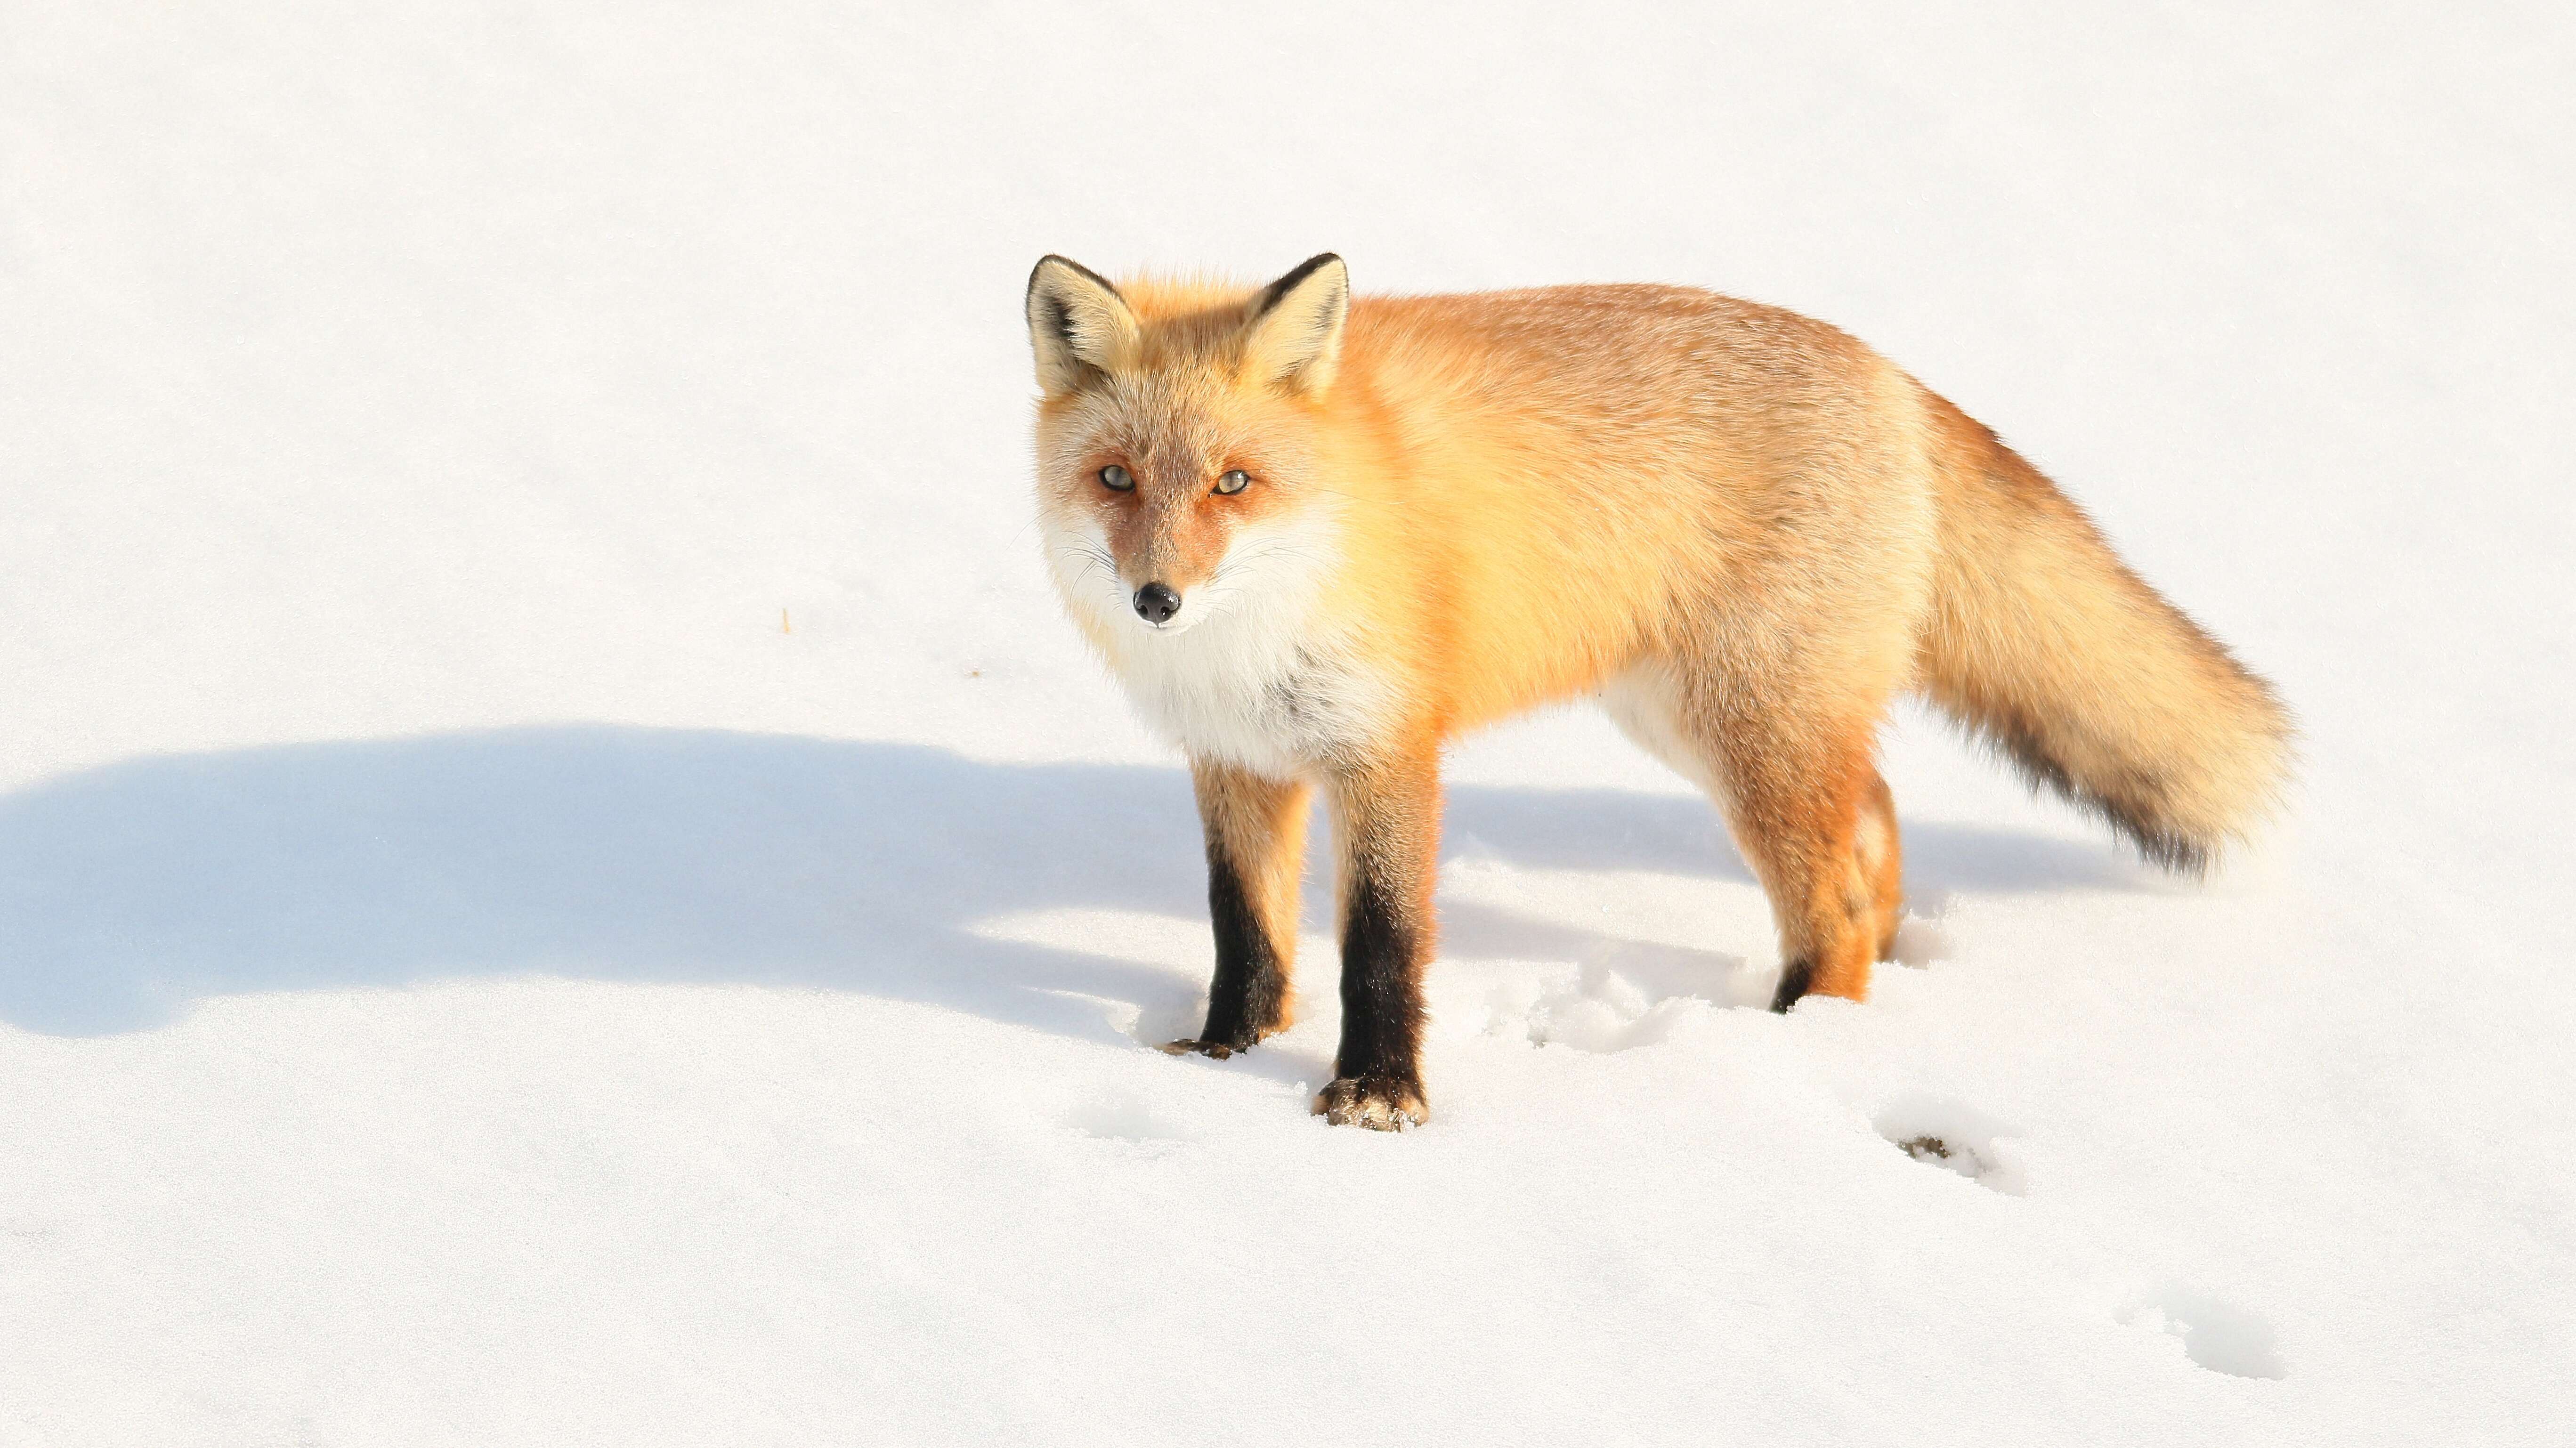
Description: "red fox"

(1024, 253), (2292, 1130)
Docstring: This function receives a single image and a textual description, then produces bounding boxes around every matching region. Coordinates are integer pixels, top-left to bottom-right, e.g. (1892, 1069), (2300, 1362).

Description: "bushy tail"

(1916, 396), (2293, 873)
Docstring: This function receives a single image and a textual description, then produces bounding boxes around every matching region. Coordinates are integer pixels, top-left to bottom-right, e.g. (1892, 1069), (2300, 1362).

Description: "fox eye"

(1098, 464), (1134, 492)
(1214, 469), (1252, 495)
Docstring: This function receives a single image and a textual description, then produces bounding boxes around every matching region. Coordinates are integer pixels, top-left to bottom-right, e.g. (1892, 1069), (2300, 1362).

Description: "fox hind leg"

(1715, 717), (1890, 1011)
(1604, 666), (1902, 1006)
(1856, 769), (1904, 963)
(1615, 664), (1900, 1010)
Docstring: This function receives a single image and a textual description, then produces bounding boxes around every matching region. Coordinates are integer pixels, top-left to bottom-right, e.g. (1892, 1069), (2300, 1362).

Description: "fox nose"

(1133, 582), (1182, 624)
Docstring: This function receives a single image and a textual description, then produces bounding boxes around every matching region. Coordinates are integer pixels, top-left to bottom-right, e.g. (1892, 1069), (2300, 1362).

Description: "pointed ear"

(1026, 255), (1140, 395)
(1240, 253), (1349, 395)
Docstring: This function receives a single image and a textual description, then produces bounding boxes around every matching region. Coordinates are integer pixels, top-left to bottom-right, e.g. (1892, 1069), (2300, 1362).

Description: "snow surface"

(4, 2), (2571, 1443)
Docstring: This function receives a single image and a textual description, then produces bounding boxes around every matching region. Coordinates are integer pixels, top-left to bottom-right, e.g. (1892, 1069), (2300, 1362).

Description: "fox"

(1024, 252), (2291, 1131)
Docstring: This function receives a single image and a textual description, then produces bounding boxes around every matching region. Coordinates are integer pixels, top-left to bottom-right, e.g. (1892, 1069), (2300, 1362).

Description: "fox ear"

(1241, 253), (1348, 395)
(1026, 255), (1139, 395)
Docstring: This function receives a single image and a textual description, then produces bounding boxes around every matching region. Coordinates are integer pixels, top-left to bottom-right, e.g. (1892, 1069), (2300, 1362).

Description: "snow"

(3, 2), (2570, 1442)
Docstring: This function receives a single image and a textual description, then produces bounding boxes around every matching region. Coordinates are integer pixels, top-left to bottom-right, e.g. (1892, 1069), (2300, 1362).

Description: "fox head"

(1025, 253), (1350, 640)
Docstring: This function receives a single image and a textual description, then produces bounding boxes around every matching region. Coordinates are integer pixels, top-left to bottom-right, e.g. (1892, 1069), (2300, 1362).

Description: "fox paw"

(1312, 1076), (1428, 1131)
(1158, 1038), (1247, 1060)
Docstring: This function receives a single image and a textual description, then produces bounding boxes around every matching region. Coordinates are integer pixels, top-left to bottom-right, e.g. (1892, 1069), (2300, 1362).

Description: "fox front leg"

(1162, 761), (1309, 1057)
(1312, 744), (1438, 1130)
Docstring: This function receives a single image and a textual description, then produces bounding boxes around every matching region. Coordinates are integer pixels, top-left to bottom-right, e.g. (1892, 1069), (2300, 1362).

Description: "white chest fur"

(1111, 621), (1388, 776)
(1044, 516), (1391, 777)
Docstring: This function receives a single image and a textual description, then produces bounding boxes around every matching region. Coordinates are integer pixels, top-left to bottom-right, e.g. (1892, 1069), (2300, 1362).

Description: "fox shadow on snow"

(0, 727), (2149, 1038)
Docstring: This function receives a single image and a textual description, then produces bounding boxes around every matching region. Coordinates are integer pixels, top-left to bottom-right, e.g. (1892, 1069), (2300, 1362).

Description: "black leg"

(1769, 955), (1815, 1013)
(1194, 840), (1290, 1051)
(1162, 761), (1306, 1059)
(1332, 861), (1426, 1089)
(1313, 746), (1438, 1129)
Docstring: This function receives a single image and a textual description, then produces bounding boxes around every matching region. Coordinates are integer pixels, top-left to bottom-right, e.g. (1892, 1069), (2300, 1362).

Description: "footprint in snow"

(1061, 1089), (1197, 1147)
(2121, 1288), (2285, 1380)
(1513, 958), (1717, 1052)
(1871, 1093), (2026, 1195)
(1887, 911), (1952, 968)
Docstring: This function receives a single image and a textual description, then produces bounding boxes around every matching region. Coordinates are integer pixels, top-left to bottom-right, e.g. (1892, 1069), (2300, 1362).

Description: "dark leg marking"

(1326, 864), (1427, 1102)
(1336, 866), (1425, 1084)
(1770, 956), (1815, 1014)
(1191, 841), (1289, 1052)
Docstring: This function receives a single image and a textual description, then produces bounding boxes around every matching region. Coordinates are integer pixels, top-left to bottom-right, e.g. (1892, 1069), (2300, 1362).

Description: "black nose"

(1133, 582), (1182, 624)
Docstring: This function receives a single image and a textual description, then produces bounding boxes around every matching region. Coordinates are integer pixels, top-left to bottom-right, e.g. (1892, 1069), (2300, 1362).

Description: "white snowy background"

(3, 2), (2569, 1442)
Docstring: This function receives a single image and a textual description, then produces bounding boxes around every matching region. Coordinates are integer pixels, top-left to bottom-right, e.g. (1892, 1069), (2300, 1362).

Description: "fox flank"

(1024, 253), (2293, 1130)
